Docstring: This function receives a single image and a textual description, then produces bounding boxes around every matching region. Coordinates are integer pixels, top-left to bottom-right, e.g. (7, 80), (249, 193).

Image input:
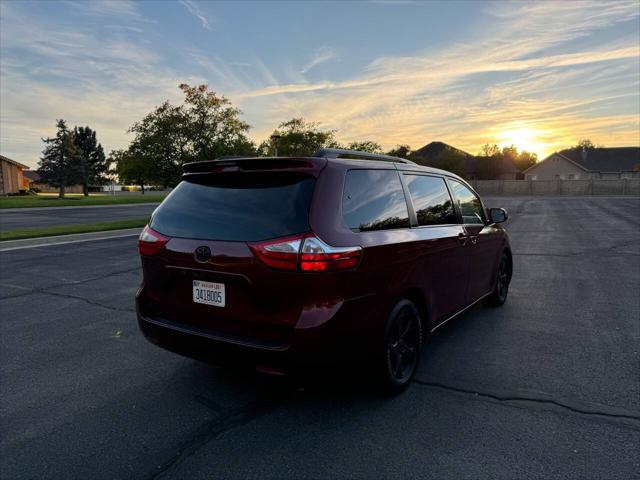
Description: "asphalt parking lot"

(1, 196), (639, 479)
(0, 203), (159, 230)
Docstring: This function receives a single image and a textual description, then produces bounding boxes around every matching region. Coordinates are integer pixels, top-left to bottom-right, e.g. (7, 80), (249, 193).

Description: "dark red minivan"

(136, 149), (512, 392)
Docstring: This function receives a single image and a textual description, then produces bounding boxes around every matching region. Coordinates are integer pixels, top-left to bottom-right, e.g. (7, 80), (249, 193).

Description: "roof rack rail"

(312, 148), (415, 165)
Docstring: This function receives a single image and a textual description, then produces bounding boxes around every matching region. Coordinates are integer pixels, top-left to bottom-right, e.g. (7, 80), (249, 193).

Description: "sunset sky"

(1, 0), (639, 168)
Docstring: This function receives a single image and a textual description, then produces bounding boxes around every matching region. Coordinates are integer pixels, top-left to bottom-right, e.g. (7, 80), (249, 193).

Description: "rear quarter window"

(342, 169), (410, 232)
(150, 173), (315, 241)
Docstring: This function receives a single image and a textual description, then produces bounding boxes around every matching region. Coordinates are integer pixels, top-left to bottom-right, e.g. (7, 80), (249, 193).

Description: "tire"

(376, 299), (423, 394)
(488, 252), (511, 307)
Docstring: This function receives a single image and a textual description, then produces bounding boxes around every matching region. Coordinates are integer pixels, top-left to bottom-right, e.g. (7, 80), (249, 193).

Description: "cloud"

(229, 61), (253, 68)
(1, 0), (638, 166)
(64, 0), (142, 18)
(300, 46), (338, 74)
(178, 0), (211, 30)
(0, 2), (189, 167)
(234, 1), (640, 157)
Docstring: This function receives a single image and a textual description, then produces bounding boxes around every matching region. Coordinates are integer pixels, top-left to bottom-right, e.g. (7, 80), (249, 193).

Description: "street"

(1, 196), (639, 479)
(0, 203), (159, 230)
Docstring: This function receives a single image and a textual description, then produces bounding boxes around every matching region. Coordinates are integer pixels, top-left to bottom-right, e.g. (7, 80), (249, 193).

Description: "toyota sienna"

(135, 148), (512, 392)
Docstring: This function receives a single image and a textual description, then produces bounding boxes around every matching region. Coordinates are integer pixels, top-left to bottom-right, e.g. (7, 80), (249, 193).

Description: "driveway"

(0, 196), (638, 479)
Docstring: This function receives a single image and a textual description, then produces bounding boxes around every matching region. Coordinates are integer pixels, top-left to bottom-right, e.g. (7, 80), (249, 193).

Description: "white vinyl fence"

(468, 179), (640, 196)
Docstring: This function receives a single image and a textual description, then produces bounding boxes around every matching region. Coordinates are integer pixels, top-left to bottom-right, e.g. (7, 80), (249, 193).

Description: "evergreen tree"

(37, 120), (82, 198)
(73, 126), (108, 196)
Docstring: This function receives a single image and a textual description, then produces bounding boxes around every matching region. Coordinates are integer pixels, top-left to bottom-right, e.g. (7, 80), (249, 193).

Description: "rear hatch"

(139, 158), (325, 347)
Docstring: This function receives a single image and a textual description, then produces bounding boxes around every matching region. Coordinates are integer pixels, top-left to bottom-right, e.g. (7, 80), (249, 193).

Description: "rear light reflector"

(138, 225), (169, 256)
(249, 234), (361, 272)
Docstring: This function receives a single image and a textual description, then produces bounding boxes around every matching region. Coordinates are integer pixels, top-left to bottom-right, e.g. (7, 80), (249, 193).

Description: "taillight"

(249, 234), (361, 272)
(248, 234), (304, 271)
(299, 236), (361, 271)
(138, 225), (169, 256)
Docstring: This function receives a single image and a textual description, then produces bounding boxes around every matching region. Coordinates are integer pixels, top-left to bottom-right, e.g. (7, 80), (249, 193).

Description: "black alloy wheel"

(488, 253), (511, 306)
(378, 299), (422, 393)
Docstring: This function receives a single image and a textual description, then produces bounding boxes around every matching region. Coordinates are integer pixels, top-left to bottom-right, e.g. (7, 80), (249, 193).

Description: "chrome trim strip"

(430, 291), (493, 334)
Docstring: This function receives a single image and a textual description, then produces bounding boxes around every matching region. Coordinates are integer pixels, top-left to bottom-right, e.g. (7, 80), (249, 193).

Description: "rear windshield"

(150, 173), (315, 241)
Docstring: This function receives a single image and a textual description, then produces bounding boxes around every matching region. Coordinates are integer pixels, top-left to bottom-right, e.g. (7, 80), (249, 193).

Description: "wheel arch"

(398, 287), (429, 339)
(503, 246), (513, 280)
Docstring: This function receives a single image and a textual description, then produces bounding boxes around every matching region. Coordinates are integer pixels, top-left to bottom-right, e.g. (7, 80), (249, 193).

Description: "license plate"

(192, 280), (225, 307)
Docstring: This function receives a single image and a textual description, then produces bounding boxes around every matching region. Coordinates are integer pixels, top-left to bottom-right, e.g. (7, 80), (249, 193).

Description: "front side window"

(450, 180), (485, 225)
(342, 169), (410, 232)
(404, 175), (456, 226)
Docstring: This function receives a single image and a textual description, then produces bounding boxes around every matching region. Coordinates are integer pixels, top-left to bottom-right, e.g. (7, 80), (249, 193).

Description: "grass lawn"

(0, 218), (148, 241)
(0, 193), (167, 209)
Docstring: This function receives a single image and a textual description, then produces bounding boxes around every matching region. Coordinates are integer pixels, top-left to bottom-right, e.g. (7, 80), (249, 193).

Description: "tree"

(128, 101), (189, 187)
(178, 83), (256, 160)
(127, 84), (255, 187)
(258, 118), (340, 157)
(575, 138), (595, 149)
(515, 150), (537, 171)
(430, 149), (466, 177)
(479, 143), (500, 157)
(73, 126), (108, 196)
(476, 144), (537, 177)
(112, 149), (154, 195)
(346, 140), (382, 153)
(37, 119), (82, 198)
(386, 145), (412, 159)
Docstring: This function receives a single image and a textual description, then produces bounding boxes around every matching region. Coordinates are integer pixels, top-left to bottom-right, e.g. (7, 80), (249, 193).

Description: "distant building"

(23, 171), (83, 193)
(523, 147), (640, 180)
(0, 155), (30, 194)
(410, 141), (519, 180)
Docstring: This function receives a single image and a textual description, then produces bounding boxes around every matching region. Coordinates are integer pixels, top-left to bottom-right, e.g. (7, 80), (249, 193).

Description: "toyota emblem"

(194, 246), (212, 263)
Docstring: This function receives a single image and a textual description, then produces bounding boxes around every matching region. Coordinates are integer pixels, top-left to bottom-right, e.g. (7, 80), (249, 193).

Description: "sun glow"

(497, 128), (544, 156)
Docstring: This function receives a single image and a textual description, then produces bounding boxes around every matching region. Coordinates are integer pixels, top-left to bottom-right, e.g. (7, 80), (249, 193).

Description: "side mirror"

(488, 207), (508, 224)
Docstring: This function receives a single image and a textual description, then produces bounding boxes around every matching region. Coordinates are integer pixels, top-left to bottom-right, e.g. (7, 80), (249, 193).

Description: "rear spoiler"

(182, 157), (327, 176)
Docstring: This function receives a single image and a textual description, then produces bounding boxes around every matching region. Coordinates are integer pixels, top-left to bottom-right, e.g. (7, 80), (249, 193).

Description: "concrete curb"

(0, 228), (143, 252)
(0, 202), (161, 213)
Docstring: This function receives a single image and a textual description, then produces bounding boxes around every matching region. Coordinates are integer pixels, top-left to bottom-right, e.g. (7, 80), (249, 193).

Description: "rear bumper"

(137, 312), (291, 370)
(136, 286), (378, 370)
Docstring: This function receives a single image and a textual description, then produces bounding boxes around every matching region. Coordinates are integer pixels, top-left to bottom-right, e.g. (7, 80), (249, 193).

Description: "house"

(0, 155), (31, 194)
(22, 171), (41, 190)
(523, 147), (640, 180)
(410, 141), (519, 180)
(23, 171), (83, 193)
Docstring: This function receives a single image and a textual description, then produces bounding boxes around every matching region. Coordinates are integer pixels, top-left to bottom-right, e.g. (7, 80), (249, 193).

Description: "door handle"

(469, 235), (478, 245)
(457, 233), (468, 245)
